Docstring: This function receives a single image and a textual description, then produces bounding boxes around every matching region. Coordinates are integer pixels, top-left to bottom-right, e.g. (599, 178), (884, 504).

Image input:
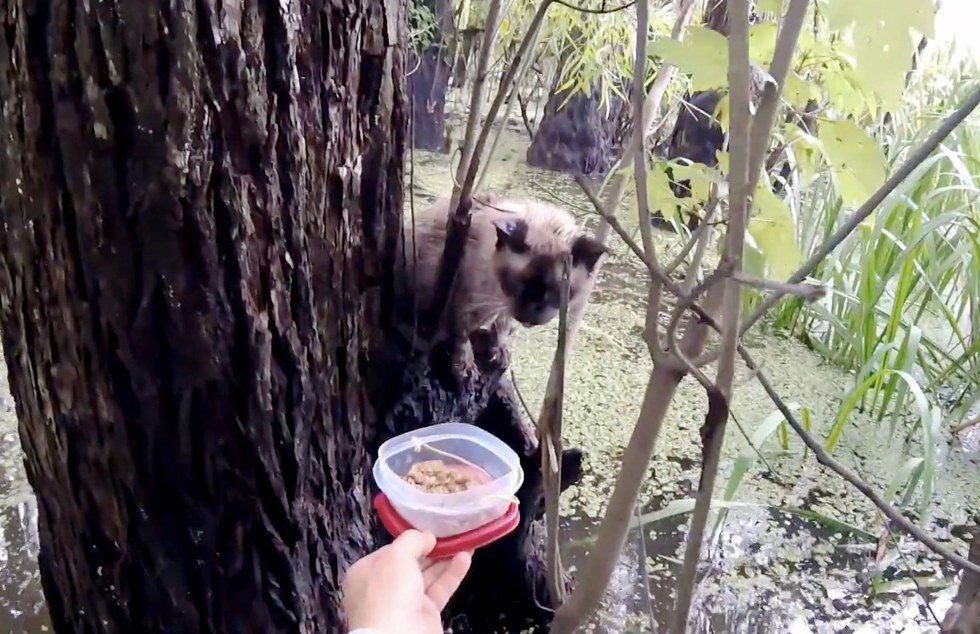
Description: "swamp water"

(0, 127), (976, 632)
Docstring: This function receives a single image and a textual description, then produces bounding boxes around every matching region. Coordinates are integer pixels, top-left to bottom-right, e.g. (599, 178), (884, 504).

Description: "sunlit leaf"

(670, 161), (720, 208)
(647, 162), (677, 221)
(757, 0), (785, 14)
(649, 26), (728, 91)
(748, 22), (779, 66)
(749, 186), (803, 280)
(818, 119), (887, 208)
(822, 63), (876, 118)
(783, 123), (823, 186)
(782, 72), (819, 110)
(826, 0), (936, 111)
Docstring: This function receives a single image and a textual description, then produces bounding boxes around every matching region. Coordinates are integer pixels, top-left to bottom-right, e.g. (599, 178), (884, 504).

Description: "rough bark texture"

(526, 87), (627, 176)
(370, 329), (584, 632)
(0, 0), (405, 631)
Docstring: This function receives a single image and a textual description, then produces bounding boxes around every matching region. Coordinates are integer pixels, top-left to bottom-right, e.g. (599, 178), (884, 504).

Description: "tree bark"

(0, 0), (405, 631)
(526, 86), (628, 176)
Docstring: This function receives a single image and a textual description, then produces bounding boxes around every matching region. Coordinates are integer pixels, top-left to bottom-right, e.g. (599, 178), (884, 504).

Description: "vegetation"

(409, 0), (979, 630)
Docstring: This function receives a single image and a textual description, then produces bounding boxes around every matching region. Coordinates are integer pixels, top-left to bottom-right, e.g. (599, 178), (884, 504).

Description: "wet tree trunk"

(526, 85), (627, 176)
(0, 0), (405, 631)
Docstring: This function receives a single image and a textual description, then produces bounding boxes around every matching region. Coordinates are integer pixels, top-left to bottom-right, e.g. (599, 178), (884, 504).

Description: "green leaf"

(818, 119), (887, 208)
(822, 63), (876, 118)
(647, 162), (677, 221)
(749, 185), (804, 280)
(757, 0), (784, 14)
(782, 72), (818, 110)
(649, 26), (728, 91)
(669, 161), (719, 208)
(826, 0), (936, 111)
(783, 123), (823, 186)
(748, 22), (779, 66)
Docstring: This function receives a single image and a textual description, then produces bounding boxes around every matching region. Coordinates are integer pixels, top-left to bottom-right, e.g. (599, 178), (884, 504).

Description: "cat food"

(402, 460), (489, 494)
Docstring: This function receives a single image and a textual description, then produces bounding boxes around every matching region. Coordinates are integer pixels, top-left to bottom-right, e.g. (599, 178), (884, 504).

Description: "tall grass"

(772, 76), (980, 438)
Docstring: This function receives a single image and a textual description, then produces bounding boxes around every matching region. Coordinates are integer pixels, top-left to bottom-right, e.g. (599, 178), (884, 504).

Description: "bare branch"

(952, 415), (980, 436)
(739, 347), (980, 577)
(747, 0), (811, 193)
(450, 0), (504, 208)
(551, 0), (637, 13)
(575, 175), (662, 281)
(730, 272), (825, 301)
(541, 260), (572, 605)
(422, 0), (553, 339)
(673, 0), (753, 626)
(667, 197), (719, 275)
(595, 0), (700, 243)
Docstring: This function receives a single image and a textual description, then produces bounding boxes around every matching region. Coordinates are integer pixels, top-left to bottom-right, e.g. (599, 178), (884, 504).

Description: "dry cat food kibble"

(403, 460), (489, 494)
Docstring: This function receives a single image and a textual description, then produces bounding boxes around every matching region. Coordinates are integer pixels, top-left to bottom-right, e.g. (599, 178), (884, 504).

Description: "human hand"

(343, 530), (472, 634)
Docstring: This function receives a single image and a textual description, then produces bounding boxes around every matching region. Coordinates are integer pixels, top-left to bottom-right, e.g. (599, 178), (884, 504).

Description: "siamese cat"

(397, 195), (606, 370)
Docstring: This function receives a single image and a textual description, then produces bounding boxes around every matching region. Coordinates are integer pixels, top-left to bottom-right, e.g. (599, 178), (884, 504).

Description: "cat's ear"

(493, 217), (529, 253)
(571, 235), (607, 272)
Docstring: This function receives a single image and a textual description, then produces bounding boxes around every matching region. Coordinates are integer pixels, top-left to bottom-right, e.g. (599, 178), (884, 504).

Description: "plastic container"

(373, 423), (524, 538)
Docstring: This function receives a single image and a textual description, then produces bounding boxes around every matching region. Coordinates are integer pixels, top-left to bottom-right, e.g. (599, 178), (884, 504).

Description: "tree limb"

(673, 0), (753, 627)
(541, 260), (572, 604)
(595, 0), (700, 243)
(747, 0), (811, 193)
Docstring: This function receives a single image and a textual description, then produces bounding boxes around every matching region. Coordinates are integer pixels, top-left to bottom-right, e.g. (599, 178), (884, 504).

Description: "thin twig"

(595, 0), (700, 243)
(552, 0), (637, 13)
(730, 272), (825, 301)
(423, 0), (552, 340)
(747, 0), (811, 193)
(541, 259), (572, 605)
(952, 415), (980, 436)
(666, 198), (718, 274)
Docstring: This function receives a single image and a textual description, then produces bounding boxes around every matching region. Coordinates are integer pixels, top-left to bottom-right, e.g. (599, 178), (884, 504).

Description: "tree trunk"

(0, 0), (405, 631)
(526, 86), (627, 176)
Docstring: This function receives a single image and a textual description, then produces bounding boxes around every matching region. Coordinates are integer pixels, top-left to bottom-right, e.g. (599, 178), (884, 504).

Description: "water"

(0, 358), (50, 631)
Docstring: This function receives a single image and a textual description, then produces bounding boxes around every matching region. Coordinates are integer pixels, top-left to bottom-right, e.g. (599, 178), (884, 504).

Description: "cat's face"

(492, 218), (606, 326)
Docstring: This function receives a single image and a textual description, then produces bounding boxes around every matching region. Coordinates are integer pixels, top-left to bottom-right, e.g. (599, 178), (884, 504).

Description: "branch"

(595, 0), (700, 243)
(747, 0), (811, 193)
(666, 197), (718, 275)
(673, 0), (753, 627)
(551, 0), (637, 13)
(541, 260), (572, 605)
(739, 347), (980, 577)
(730, 272), (825, 301)
(738, 85), (980, 338)
(584, 169), (980, 581)
(952, 415), (980, 436)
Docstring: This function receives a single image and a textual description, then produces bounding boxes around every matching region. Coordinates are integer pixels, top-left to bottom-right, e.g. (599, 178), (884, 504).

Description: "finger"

(424, 551), (472, 611)
(391, 530), (437, 561)
(421, 559), (452, 587)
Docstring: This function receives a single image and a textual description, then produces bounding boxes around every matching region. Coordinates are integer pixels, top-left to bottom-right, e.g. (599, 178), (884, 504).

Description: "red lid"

(374, 493), (520, 559)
